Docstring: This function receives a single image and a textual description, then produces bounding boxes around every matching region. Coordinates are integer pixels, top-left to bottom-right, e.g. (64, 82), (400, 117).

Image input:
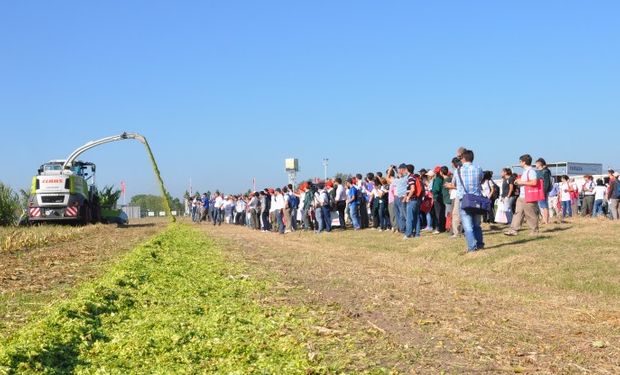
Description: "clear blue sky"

(2, 1), (618, 198)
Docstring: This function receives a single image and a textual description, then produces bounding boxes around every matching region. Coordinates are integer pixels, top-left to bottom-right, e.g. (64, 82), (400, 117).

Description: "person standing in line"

(500, 168), (516, 224)
(319, 182), (332, 232)
(440, 166), (453, 234)
(593, 179), (607, 218)
(445, 157), (463, 237)
(504, 154), (540, 236)
(454, 149), (485, 252)
(212, 192), (223, 226)
(581, 175), (596, 217)
(559, 175), (573, 219)
(269, 189), (277, 232)
(393, 164), (409, 233)
(273, 188), (286, 234)
(313, 184), (325, 233)
(404, 164), (422, 239)
(301, 182), (314, 230)
(191, 193), (200, 222)
(535, 158), (553, 225)
(334, 178), (347, 230)
(569, 178), (579, 216)
(548, 181), (561, 221)
(379, 181), (390, 231)
(259, 190), (270, 232)
(607, 170), (620, 220)
(200, 193), (210, 223)
(248, 192), (260, 229)
(355, 174), (370, 229)
(282, 186), (292, 233)
(431, 166), (446, 233)
(346, 178), (361, 230)
(386, 166), (398, 232)
(287, 184), (299, 231)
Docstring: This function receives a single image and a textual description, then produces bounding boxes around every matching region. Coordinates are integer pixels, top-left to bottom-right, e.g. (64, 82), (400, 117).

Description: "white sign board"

(566, 163), (602, 176)
(147, 211), (155, 217)
(159, 211), (166, 217)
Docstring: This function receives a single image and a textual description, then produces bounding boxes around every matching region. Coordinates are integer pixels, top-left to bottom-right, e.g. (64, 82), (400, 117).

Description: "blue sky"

(2, 1), (618, 198)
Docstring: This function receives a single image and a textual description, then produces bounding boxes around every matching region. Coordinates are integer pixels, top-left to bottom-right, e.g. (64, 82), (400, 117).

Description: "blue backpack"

(289, 194), (299, 209)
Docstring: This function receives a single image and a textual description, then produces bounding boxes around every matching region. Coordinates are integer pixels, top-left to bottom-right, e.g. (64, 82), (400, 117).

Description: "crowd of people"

(186, 147), (620, 253)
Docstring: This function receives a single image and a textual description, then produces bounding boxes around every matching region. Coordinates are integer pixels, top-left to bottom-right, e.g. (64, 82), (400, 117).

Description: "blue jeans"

(321, 205), (332, 232)
(593, 199), (604, 217)
(213, 208), (222, 225)
(394, 198), (406, 232)
(562, 201), (572, 217)
(290, 208), (298, 230)
(349, 202), (361, 229)
(276, 209), (285, 233)
(460, 209), (484, 251)
(405, 199), (420, 237)
(424, 211), (433, 230)
(379, 202), (389, 230)
(315, 207), (324, 232)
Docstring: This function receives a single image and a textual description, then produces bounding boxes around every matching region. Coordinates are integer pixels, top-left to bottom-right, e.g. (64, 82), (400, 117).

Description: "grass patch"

(0, 224), (330, 374)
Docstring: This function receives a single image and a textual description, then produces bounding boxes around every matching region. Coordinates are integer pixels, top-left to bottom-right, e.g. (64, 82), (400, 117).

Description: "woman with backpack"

(481, 171), (499, 224)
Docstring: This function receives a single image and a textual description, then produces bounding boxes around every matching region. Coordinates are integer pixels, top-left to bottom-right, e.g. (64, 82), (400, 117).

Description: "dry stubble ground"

(0, 218), (167, 338)
(199, 217), (620, 374)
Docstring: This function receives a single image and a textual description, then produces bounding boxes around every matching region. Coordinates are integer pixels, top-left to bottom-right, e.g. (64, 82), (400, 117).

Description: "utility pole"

(322, 158), (329, 180)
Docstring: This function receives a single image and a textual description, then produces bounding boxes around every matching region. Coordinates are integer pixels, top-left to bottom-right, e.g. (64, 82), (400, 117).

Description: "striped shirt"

(455, 162), (483, 199)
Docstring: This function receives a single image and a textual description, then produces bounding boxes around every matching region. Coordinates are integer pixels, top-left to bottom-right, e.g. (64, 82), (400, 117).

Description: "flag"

(120, 180), (126, 194)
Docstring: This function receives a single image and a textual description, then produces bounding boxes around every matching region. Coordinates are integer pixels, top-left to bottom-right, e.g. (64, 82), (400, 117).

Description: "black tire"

(92, 201), (101, 224)
(80, 203), (91, 226)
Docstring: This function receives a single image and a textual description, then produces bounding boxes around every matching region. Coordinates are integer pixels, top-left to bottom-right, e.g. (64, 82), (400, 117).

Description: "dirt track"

(0, 219), (167, 337)
(200, 221), (620, 374)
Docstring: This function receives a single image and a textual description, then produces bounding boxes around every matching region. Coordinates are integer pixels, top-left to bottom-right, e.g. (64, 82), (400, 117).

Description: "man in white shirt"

(334, 178), (347, 230)
(273, 188), (286, 234)
(581, 175), (596, 217)
(505, 154), (540, 236)
(212, 192), (223, 226)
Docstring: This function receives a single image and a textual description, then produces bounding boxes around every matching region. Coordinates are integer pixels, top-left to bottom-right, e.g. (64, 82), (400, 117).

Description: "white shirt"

(560, 182), (572, 202)
(519, 167), (537, 198)
(273, 194), (285, 210)
(481, 181), (492, 199)
(214, 196), (224, 208)
(335, 184), (346, 201)
(583, 180), (595, 196)
(594, 185), (607, 200)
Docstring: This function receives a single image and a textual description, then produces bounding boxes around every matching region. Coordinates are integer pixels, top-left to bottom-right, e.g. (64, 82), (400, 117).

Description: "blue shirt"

(348, 186), (358, 202)
(455, 162), (483, 199)
(394, 174), (408, 197)
(201, 197), (209, 208)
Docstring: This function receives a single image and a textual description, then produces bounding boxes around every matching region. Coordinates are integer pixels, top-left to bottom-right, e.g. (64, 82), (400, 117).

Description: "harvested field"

(0, 218), (167, 338)
(200, 218), (620, 373)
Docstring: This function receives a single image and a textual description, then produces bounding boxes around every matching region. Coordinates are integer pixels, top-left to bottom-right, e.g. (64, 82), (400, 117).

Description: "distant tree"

(130, 194), (166, 213)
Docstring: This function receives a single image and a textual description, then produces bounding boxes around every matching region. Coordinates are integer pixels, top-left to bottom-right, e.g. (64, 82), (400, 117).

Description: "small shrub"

(0, 182), (20, 226)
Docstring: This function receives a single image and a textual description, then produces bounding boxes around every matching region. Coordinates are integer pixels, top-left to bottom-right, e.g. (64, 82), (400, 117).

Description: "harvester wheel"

(81, 204), (92, 226)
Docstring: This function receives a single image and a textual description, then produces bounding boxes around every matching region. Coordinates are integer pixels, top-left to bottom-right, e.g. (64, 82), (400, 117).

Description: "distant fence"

(122, 205), (141, 219)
